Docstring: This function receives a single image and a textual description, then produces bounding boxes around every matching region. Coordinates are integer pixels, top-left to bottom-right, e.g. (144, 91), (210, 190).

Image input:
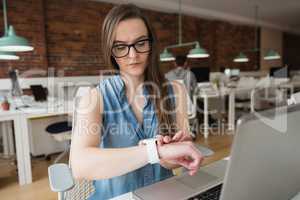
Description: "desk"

(0, 102), (72, 185)
(111, 134), (233, 200)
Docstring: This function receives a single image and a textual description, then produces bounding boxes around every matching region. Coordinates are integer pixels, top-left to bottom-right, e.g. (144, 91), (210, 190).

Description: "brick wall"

(214, 21), (257, 71)
(283, 32), (300, 70)
(0, 0), (257, 78)
(0, 0), (47, 78)
(45, 0), (112, 76)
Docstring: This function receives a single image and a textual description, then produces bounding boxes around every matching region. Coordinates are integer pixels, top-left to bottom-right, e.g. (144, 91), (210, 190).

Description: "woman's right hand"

(156, 130), (192, 146)
(157, 141), (203, 176)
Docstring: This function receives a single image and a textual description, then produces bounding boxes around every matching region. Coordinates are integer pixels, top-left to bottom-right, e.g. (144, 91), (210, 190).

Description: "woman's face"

(112, 18), (150, 78)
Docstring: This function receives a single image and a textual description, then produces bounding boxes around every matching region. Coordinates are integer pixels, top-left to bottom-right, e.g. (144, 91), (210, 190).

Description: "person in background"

(8, 68), (23, 97)
(70, 4), (203, 200)
(165, 55), (197, 97)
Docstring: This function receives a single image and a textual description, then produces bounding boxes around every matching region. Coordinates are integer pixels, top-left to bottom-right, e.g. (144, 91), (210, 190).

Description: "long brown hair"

(101, 4), (175, 135)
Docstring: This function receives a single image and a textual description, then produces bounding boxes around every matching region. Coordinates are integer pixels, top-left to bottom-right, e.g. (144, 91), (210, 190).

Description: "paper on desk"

(194, 144), (214, 157)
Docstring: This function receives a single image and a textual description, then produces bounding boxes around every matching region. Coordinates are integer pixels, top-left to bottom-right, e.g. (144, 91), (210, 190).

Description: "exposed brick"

(0, 0), (47, 78)
(283, 33), (300, 70)
(0, 0), (296, 79)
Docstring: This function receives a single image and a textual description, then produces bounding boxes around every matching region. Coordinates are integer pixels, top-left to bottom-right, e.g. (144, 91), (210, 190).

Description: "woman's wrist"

(157, 144), (166, 159)
(139, 144), (149, 164)
(140, 139), (161, 164)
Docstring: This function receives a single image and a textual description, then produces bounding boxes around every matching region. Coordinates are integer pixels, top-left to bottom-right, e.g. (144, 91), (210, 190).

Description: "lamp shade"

(0, 25), (34, 52)
(187, 43), (209, 58)
(264, 50), (280, 60)
(160, 49), (175, 62)
(233, 52), (249, 63)
(0, 51), (19, 60)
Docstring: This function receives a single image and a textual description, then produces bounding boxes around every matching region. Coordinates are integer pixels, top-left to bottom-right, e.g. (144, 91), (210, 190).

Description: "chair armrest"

(48, 163), (74, 193)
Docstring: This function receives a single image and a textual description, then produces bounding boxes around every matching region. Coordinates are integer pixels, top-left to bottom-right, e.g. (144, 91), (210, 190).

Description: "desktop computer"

(190, 67), (210, 83)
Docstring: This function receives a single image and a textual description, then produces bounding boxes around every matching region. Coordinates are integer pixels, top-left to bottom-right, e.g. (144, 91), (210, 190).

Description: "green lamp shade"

(264, 50), (280, 60)
(0, 51), (19, 60)
(160, 49), (175, 62)
(233, 52), (249, 63)
(187, 43), (209, 58)
(0, 25), (34, 52)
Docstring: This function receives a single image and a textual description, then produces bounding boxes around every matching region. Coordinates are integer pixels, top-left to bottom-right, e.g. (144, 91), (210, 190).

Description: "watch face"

(142, 138), (160, 164)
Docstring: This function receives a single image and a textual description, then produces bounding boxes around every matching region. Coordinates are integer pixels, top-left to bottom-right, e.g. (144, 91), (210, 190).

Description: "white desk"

(111, 157), (231, 200)
(0, 102), (72, 185)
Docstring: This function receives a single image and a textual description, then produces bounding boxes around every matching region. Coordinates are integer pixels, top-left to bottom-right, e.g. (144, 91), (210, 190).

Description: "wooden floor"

(0, 133), (233, 200)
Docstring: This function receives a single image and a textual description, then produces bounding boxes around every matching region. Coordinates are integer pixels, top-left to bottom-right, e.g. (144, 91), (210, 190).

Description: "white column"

(203, 95), (209, 138)
(228, 90), (235, 132)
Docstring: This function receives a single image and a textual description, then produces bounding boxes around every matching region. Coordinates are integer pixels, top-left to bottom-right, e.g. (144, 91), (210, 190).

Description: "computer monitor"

(30, 85), (48, 102)
(190, 67), (210, 82)
(224, 68), (240, 78)
(269, 66), (289, 78)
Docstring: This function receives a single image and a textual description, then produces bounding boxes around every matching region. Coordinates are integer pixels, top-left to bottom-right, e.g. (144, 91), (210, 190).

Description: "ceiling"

(94, 0), (300, 34)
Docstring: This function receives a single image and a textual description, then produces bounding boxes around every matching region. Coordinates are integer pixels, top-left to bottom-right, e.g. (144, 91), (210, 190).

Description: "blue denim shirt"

(88, 75), (174, 200)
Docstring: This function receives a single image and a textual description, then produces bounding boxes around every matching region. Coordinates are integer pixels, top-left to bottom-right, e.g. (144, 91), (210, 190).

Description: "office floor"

(0, 133), (233, 200)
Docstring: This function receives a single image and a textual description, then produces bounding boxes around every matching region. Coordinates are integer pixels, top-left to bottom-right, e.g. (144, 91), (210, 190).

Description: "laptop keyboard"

(188, 184), (222, 200)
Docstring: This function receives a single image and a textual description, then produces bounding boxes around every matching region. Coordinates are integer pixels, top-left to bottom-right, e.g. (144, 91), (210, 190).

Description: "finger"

(181, 132), (193, 141)
(184, 143), (203, 170)
(155, 135), (164, 146)
(177, 158), (199, 176)
(172, 130), (183, 141)
(189, 169), (198, 176)
(189, 151), (203, 169)
(163, 136), (172, 143)
(176, 158), (192, 169)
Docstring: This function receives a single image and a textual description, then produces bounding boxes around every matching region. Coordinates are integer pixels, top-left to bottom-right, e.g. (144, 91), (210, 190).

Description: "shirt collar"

(115, 75), (150, 108)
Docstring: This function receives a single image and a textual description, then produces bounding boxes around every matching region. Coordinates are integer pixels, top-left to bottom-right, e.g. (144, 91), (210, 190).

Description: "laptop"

(133, 104), (300, 200)
(30, 85), (48, 102)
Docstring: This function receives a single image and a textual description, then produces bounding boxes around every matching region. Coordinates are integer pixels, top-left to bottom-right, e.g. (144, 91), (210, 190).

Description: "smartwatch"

(140, 138), (160, 164)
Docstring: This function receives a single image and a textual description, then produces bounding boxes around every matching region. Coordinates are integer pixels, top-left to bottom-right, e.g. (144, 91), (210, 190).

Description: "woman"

(70, 4), (203, 200)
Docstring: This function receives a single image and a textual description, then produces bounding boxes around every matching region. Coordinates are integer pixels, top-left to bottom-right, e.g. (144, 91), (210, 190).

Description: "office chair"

(287, 92), (300, 105)
(46, 121), (72, 163)
(234, 76), (257, 115)
(250, 87), (286, 112)
(194, 84), (227, 137)
(48, 86), (95, 200)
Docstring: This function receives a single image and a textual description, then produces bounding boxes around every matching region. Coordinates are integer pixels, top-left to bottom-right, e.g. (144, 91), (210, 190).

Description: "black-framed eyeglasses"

(112, 38), (152, 58)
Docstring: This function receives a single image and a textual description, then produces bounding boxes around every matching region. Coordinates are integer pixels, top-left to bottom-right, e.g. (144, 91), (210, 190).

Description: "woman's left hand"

(155, 130), (194, 169)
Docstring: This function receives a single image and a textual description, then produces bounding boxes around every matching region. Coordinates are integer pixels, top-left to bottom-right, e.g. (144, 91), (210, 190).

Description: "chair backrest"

(287, 92), (300, 106)
(65, 86), (95, 200)
(250, 87), (286, 112)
